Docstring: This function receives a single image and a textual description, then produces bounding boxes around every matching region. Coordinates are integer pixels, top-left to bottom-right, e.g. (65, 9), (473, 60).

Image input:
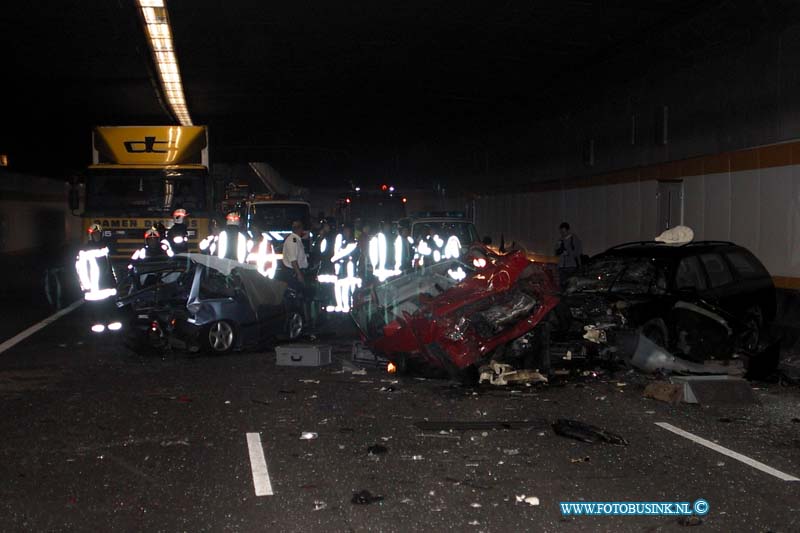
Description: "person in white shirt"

(282, 220), (309, 286)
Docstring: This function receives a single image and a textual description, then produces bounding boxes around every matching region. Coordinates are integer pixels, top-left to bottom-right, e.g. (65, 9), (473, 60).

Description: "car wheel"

(206, 320), (236, 353)
(286, 311), (304, 341)
(641, 319), (668, 348)
(741, 307), (763, 352)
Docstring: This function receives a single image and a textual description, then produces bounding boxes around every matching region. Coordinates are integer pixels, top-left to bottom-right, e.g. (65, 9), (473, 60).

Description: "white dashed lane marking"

(246, 432), (274, 496)
(0, 300), (84, 355)
(656, 422), (800, 482)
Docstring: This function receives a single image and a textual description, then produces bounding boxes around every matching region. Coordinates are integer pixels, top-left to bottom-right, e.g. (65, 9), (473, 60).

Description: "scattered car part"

(478, 361), (548, 386)
(552, 419), (628, 445)
(351, 490), (384, 505)
(414, 420), (546, 431)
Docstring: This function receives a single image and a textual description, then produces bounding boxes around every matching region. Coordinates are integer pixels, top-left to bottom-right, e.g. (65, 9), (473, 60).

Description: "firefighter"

(394, 224), (415, 273)
(75, 224), (119, 332)
(415, 226), (444, 267)
(330, 224), (360, 312)
(131, 227), (172, 262)
(167, 208), (189, 254)
(218, 211), (249, 262)
(311, 219), (336, 315)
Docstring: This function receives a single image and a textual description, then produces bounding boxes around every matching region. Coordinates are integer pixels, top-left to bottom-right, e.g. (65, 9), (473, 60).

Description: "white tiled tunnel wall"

(475, 165), (800, 277)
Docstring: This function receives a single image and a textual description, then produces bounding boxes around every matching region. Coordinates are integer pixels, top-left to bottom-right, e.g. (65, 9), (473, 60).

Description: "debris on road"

(415, 420), (545, 431)
(300, 432), (318, 440)
(351, 368), (367, 376)
(677, 515), (703, 527)
(630, 335), (744, 376)
(552, 419), (628, 445)
(644, 382), (684, 404)
(478, 361), (548, 386)
(313, 500), (327, 511)
(351, 490), (384, 505)
(299, 379), (320, 384)
(367, 444), (388, 455)
(515, 495), (540, 506)
(570, 456), (590, 463)
(159, 438), (189, 447)
(670, 375), (758, 405)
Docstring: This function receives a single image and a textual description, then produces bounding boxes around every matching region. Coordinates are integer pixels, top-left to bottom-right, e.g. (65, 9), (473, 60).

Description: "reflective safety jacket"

(167, 222), (189, 254)
(75, 244), (118, 302)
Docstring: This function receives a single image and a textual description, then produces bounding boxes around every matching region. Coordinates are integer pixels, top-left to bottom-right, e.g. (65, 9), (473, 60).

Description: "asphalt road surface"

(1, 303), (799, 532)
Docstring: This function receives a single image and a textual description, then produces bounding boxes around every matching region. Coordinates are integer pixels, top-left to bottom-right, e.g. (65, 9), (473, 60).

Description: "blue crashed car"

(118, 253), (304, 354)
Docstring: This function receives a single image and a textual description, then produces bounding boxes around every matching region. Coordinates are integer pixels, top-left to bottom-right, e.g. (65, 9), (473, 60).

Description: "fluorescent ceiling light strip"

(137, 0), (192, 125)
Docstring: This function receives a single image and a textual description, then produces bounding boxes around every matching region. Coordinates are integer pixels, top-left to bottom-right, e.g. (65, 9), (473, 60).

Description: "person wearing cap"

(282, 219), (309, 287)
(167, 208), (190, 254)
(310, 219), (335, 319)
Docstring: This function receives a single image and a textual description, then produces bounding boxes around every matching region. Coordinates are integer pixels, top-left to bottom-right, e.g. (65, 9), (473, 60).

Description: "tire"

(285, 311), (304, 341)
(741, 307), (763, 353)
(205, 320), (236, 353)
(641, 319), (668, 348)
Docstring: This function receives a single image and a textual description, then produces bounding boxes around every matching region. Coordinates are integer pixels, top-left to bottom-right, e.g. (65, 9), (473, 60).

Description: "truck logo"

(124, 136), (168, 153)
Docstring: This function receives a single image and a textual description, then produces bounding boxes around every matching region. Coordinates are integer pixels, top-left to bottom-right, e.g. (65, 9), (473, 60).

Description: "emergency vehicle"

(336, 184), (407, 229)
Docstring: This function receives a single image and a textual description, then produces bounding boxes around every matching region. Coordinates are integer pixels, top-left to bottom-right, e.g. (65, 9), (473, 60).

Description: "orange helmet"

(145, 228), (160, 239)
(173, 208), (188, 220)
(88, 223), (102, 234)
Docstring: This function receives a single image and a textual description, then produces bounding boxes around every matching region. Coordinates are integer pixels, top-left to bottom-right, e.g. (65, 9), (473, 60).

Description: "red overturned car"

(351, 251), (559, 378)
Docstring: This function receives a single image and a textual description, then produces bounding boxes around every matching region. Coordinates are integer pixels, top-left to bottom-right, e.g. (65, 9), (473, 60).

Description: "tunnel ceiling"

(0, 0), (794, 187)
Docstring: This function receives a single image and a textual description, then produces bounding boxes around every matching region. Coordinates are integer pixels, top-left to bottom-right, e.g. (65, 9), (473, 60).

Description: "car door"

(697, 252), (742, 316)
(671, 255), (733, 361)
(722, 249), (776, 321)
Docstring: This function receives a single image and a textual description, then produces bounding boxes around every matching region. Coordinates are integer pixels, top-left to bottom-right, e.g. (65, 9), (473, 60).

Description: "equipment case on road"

(275, 344), (332, 367)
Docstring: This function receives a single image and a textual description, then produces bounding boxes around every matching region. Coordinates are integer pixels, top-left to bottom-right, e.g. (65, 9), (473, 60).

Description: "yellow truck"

(74, 126), (213, 260)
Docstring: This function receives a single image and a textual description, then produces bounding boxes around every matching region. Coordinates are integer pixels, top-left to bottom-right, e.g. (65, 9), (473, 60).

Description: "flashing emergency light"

(402, 197), (408, 203)
(381, 184), (388, 191)
(389, 186), (395, 192)
(345, 197), (351, 204)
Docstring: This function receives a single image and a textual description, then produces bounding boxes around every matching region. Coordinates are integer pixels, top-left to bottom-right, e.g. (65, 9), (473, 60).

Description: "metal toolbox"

(275, 344), (332, 367)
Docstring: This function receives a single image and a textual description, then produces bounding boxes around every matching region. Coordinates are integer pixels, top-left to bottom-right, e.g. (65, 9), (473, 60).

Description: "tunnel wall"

(0, 169), (81, 255)
(475, 141), (800, 284)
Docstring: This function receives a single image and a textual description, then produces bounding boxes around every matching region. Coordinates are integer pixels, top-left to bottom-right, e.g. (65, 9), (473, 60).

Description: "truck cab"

(404, 212), (480, 256)
(243, 198), (312, 253)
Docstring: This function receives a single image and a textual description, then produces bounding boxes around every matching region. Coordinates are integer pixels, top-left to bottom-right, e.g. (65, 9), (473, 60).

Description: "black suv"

(554, 241), (776, 365)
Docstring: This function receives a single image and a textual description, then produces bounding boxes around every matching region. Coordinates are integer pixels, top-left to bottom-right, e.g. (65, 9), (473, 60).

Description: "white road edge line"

(655, 422), (800, 482)
(246, 432), (274, 496)
(0, 299), (84, 355)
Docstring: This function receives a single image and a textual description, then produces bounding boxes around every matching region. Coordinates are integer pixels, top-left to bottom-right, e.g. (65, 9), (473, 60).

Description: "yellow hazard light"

(387, 362), (397, 374)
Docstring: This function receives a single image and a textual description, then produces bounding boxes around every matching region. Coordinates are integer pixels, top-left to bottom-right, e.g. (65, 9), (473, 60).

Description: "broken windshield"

(567, 256), (667, 295)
